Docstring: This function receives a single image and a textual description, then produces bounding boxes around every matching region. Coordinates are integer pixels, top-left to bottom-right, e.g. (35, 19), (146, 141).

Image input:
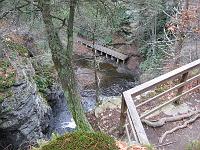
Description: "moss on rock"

(5, 40), (29, 57)
(36, 132), (119, 150)
(0, 59), (16, 102)
(34, 66), (56, 94)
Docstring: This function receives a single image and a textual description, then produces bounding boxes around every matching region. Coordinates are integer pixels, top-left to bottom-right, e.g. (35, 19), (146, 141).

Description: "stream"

(78, 57), (137, 112)
(51, 55), (138, 135)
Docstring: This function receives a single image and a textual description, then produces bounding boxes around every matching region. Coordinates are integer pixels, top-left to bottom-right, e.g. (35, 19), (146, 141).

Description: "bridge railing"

(119, 59), (200, 145)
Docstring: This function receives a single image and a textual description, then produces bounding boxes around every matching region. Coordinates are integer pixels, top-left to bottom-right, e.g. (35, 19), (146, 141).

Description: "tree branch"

(0, 0), (6, 3)
(51, 15), (67, 29)
(0, 1), (30, 19)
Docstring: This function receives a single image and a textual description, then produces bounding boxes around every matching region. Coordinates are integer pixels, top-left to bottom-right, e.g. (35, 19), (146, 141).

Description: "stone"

(0, 40), (52, 149)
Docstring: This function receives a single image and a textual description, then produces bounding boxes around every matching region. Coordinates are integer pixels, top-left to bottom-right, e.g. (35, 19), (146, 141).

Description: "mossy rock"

(36, 132), (119, 150)
(34, 67), (57, 94)
(0, 59), (16, 102)
(5, 40), (29, 57)
(0, 90), (13, 103)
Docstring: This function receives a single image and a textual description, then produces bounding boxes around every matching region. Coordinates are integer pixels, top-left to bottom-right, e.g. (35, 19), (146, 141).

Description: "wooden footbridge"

(119, 59), (200, 145)
(77, 38), (128, 64)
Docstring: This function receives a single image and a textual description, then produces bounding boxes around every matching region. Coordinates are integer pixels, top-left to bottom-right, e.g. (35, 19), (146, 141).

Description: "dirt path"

(87, 93), (200, 150)
(145, 93), (200, 150)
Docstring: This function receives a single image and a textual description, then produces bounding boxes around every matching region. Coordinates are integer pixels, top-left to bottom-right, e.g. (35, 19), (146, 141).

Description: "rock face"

(0, 40), (52, 149)
(47, 84), (76, 135)
(0, 78), (51, 149)
(30, 45), (76, 136)
(0, 23), (76, 149)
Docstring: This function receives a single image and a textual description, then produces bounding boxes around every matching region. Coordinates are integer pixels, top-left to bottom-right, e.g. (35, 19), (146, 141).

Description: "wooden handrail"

(136, 74), (200, 108)
(124, 59), (200, 97)
(119, 59), (200, 145)
(140, 84), (200, 119)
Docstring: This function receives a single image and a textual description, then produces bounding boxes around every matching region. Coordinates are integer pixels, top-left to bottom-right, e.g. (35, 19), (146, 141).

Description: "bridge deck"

(77, 38), (128, 61)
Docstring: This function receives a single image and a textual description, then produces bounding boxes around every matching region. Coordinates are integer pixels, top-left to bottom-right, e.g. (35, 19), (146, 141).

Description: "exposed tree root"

(159, 113), (200, 143)
(157, 141), (176, 148)
(142, 110), (200, 127)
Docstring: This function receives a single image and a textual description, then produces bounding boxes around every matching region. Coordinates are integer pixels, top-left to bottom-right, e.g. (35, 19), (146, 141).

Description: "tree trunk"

(37, 0), (93, 131)
(173, 0), (189, 69)
(173, 31), (184, 69)
(92, 7), (100, 106)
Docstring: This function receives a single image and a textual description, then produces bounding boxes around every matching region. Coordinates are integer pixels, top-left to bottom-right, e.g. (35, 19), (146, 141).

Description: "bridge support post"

(95, 49), (97, 55)
(100, 52), (103, 55)
(111, 56), (114, 60)
(116, 59), (119, 64)
(106, 54), (108, 58)
(123, 60), (125, 64)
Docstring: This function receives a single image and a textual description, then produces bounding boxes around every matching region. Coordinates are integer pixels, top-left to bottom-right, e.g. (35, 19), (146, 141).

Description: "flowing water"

(75, 56), (137, 112)
(51, 55), (137, 135)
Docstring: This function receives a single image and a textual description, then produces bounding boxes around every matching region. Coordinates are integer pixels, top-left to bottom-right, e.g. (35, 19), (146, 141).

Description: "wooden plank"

(125, 124), (131, 144)
(124, 59), (200, 97)
(140, 84), (200, 119)
(119, 96), (127, 135)
(78, 39), (128, 60)
(93, 43), (128, 60)
(136, 74), (200, 108)
(127, 111), (139, 143)
(124, 92), (149, 145)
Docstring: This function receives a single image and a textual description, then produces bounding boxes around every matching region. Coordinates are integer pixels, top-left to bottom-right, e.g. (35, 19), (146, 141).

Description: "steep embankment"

(0, 38), (52, 149)
(0, 22), (75, 149)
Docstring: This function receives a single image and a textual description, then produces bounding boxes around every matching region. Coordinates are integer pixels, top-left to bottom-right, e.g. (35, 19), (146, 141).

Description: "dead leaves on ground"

(116, 141), (147, 150)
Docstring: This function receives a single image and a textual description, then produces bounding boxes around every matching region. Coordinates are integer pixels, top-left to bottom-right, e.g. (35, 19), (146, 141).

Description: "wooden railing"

(119, 59), (200, 145)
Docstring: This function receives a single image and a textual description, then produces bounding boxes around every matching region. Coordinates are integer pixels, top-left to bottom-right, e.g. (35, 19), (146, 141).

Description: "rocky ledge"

(0, 28), (75, 150)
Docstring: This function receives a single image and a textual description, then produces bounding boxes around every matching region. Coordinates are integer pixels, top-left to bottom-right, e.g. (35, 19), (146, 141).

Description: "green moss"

(143, 144), (155, 150)
(155, 83), (169, 94)
(34, 67), (56, 94)
(185, 140), (200, 150)
(0, 90), (13, 103)
(0, 59), (16, 102)
(36, 132), (119, 150)
(5, 41), (29, 57)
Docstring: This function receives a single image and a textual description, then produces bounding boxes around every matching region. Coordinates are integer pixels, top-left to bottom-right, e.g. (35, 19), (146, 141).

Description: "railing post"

(119, 95), (127, 135)
(174, 72), (189, 104)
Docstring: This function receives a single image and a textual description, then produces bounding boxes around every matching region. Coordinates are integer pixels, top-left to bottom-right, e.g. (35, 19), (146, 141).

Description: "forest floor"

(86, 92), (200, 150)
